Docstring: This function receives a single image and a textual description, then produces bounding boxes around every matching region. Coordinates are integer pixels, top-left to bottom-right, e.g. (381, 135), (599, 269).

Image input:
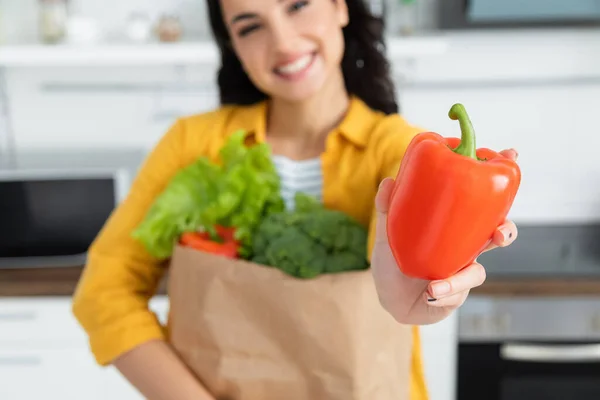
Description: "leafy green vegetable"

(251, 193), (370, 279)
(132, 130), (285, 259)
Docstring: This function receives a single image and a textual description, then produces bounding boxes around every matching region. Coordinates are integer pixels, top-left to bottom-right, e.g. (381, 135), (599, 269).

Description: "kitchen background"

(1, 0), (600, 399)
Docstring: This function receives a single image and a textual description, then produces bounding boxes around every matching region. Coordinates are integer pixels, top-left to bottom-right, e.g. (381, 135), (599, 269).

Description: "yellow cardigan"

(72, 95), (429, 400)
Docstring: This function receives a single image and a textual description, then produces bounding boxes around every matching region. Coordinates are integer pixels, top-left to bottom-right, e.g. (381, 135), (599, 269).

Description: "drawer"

(7, 66), (220, 151)
(0, 347), (107, 400)
(0, 297), (86, 346)
(0, 296), (170, 347)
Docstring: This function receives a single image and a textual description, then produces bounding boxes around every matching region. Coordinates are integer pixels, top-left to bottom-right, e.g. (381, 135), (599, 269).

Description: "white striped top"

(272, 155), (323, 211)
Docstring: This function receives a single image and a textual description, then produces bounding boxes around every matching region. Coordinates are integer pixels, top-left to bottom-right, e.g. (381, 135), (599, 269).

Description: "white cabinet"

(420, 313), (459, 400)
(0, 348), (108, 400)
(0, 298), (88, 346)
(0, 296), (170, 400)
(4, 65), (220, 152)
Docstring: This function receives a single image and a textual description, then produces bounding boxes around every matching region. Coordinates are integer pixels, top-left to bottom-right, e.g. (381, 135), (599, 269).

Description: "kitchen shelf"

(0, 36), (449, 68)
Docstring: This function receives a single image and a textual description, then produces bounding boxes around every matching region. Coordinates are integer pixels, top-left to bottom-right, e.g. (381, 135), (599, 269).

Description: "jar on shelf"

(156, 14), (183, 43)
(39, 0), (69, 43)
(393, 0), (419, 36)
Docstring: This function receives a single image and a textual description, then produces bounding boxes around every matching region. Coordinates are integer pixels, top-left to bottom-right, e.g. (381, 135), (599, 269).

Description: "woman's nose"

(269, 19), (298, 55)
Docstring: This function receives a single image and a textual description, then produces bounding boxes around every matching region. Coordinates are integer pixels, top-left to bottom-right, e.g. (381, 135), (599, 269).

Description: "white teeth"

(276, 55), (312, 75)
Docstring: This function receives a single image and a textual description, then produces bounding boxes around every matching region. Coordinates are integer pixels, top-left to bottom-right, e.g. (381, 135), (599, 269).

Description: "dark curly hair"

(206, 0), (399, 114)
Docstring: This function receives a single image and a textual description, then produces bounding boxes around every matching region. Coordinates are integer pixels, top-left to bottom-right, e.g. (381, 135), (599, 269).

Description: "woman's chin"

(274, 91), (318, 104)
(269, 77), (328, 104)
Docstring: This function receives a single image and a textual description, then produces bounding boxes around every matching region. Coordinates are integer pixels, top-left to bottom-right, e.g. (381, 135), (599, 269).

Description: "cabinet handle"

(0, 356), (42, 366)
(501, 343), (600, 363)
(40, 81), (216, 94)
(0, 311), (36, 321)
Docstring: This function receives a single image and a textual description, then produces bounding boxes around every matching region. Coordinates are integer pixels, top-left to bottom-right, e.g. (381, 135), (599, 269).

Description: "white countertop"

(402, 27), (600, 85)
(2, 28), (599, 84)
(0, 35), (448, 67)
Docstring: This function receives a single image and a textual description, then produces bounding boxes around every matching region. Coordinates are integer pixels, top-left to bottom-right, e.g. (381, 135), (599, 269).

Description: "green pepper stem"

(448, 103), (477, 159)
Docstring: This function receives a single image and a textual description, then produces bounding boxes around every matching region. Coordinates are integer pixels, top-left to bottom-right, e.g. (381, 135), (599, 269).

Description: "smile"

(274, 53), (316, 80)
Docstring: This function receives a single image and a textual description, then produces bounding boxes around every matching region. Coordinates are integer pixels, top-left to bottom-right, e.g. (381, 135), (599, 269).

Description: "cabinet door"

(5, 65), (220, 151)
(420, 313), (459, 400)
(0, 297), (87, 347)
(0, 348), (107, 400)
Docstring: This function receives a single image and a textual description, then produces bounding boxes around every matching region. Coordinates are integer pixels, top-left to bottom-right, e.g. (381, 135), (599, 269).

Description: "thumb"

(375, 178), (395, 240)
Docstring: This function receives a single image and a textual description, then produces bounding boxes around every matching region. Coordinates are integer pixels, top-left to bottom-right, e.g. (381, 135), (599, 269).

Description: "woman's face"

(219, 0), (349, 103)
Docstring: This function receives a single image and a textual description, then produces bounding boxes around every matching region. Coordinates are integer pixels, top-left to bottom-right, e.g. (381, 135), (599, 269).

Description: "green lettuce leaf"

(132, 130), (284, 259)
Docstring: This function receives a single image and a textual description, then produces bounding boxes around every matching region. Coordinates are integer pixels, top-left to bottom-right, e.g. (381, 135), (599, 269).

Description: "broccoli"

(250, 193), (370, 279)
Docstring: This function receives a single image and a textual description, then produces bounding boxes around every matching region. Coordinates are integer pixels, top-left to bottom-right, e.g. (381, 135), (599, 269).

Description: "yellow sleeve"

(72, 118), (195, 366)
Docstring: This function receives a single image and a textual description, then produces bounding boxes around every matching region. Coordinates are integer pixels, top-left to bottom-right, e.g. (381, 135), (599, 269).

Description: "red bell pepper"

(386, 103), (521, 281)
(180, 225), (239, 259)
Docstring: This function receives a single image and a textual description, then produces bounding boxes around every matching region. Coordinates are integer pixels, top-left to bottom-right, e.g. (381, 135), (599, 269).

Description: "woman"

(72, 0), (518, 399)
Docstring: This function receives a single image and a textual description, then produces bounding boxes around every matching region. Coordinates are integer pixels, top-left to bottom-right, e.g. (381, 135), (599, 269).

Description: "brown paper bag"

(167, 245), (412, 400)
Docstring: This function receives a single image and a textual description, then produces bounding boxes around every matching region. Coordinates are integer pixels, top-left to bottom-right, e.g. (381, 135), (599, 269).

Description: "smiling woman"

(220, 0), (349, 103)
(207, 0), (398, 114)
(71, 0), (519, 399)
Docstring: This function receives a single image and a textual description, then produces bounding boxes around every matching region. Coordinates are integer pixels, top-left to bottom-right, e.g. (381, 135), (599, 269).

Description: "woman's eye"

(238, 24), (260, 37)
(288, 0), (309, 13)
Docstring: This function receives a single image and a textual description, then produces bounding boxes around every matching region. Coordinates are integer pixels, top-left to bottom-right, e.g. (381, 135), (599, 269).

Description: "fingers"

(375, 178), (395, 214)
(425, 291), (470, 309)
(492, 220), (518, 246)
(482, 220), (519, 253)
(425, 262), (486, 307)
(499, 148), (518, 161)
(374, 178), (395, 240)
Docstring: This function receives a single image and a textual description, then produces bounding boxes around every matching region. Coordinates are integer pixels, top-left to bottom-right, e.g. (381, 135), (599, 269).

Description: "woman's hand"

(371, 149), (519, 325)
